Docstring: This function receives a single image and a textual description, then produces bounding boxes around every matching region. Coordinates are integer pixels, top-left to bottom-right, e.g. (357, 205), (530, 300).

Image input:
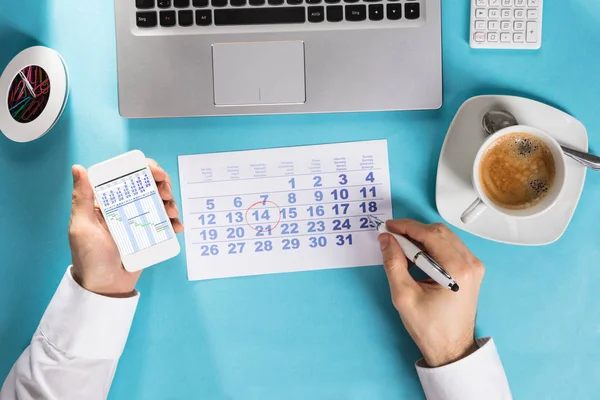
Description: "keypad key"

(369, 4), (383, 20)
(193, 0), (209, 6)
(231, 0), (247, 5)
(269, 0), (284, 5)
(158, 0), (171, 8)
(345, 5), (366, 21)
(136, 0), (155, 9)
(214, 7), (306, 25)
(212, 0), (228, 6)
(179, 10), (194, 25)
(526, 21), (538, 42)
(249, 0), (266, 5)
(307, 0), (321, 3)
(364, 0), (382, 2)
(514, 21), (525, 31)
(287, 0), (303, 4)
(327, 5), (343, 21)
(387, 3), (401, 19)
(308, 6), (325, 22)
(136, 11), (158, 27)
(344, 0), (359, 3)
(405, 3), (419, 19)
(160, 10), (177, 26)
(174, 0), (190, 6)
(473, 32), (485, 42)
(196, 9), (212, 25)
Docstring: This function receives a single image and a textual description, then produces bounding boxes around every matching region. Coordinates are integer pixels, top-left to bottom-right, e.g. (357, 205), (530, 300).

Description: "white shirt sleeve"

(0, 267), (139, 400)
(416, 337), (512, 400)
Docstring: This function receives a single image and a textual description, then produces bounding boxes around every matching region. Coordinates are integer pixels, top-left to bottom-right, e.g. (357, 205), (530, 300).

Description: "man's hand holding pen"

(378, 219), (486, 368)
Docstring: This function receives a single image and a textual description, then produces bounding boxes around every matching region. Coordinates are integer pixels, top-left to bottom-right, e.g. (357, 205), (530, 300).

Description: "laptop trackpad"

(212, 41), (306, 106)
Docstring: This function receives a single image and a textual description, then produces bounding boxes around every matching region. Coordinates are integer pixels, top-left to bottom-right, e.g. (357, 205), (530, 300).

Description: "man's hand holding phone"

(69, 159), (183, 298)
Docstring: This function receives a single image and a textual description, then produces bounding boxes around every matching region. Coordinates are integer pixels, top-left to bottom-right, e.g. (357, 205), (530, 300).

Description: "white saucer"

(436, 95), (588, 246)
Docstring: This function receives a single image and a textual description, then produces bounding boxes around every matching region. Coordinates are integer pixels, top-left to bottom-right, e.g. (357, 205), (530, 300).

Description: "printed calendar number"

(288, 178), (296, 189)
(282, 238), (300, 250)
(307, 205), (325, 217)
(228, 242), (245, 254)
(281, 223), (299, 235)
(360, 186), (377, 198)
(338, 174), (348, 185)
(199, 229), (218, 241)
(199, 214), (216, 225)
(366, 171), (375, 183)
(251, 209), (271, 221)
(226, 211), (244, 223)
(201, 244), (219, 256)
(331, 188), (349, 201)
(206, 199), (215, 210)
(260, 194), (269, 205)
(359, 201), (378, 213)
(309, 236), (327, 248)
(256, 225), (274, 237)
(332, 203), (349, 215)
(313, 176), (322, 187)
(307, 221), (326, 233)
(336, 234), (353, 246)
(227, 227), (245, 239)
(332, 219), (351, 231)
(314, 190), (324, 202)
(281, 207), (297, 219)
(255, 240), (273, 252)
(359, 217), (371, 229)
(234, 197), (243, 208)
(288, 193), (297, 203)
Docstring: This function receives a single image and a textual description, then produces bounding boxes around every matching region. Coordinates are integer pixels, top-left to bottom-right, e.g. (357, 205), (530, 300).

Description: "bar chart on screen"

(96, 168), (172, 256)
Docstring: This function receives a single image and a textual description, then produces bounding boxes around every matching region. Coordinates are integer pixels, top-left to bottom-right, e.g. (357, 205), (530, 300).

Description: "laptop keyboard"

(135, 0), (421, 28)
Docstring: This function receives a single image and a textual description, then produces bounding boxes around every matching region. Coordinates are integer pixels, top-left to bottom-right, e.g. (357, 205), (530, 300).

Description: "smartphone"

(87, 150), (180, 272)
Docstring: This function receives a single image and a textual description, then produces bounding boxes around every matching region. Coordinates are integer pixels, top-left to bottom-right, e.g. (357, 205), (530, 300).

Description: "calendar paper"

(178, 140), (393, 281)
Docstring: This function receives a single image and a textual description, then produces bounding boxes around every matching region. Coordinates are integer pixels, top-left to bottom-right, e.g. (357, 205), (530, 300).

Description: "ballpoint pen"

(368, 215), (459, 292)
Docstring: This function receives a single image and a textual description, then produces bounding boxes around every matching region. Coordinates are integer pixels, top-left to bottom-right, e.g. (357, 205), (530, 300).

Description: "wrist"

(421, 339), (478, 368)
(71, 268), (137, 298)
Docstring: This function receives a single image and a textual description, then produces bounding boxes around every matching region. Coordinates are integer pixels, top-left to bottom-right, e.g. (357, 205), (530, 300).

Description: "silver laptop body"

(114, 0), (442, 118)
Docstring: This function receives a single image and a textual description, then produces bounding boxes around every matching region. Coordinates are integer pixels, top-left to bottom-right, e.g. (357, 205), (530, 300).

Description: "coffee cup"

(460, 125), (567, 224)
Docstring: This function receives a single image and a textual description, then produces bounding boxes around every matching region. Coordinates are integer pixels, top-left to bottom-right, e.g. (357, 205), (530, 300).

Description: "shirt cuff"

(38, 266), (139, 360)
(415, 338), (512, 400)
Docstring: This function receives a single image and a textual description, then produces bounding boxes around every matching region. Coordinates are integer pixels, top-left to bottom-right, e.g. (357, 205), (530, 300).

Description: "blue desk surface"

(1, 1), (599, 399)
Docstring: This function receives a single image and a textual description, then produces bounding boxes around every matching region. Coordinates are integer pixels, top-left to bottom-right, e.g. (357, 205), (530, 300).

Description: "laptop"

(114, 0), (442, 118)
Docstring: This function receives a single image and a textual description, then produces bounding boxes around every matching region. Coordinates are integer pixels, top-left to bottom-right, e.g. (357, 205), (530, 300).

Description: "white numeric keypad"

(470, 0), (543, 49)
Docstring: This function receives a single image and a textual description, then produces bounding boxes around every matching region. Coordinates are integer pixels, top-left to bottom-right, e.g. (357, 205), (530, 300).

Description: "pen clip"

(414, 252), (453, 280)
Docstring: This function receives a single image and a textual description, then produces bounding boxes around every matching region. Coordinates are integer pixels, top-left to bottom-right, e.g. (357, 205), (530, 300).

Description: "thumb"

(71, 165), (97, 221)
(379, 233), (418, 304)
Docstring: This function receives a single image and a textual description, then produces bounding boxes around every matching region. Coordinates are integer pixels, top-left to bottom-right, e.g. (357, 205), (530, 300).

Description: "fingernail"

(72, 165), (80, 183)
(378, 234), (389, 251)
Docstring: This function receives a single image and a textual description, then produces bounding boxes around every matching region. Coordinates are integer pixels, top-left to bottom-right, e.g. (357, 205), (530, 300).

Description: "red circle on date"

(244, 200), (282, 232)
